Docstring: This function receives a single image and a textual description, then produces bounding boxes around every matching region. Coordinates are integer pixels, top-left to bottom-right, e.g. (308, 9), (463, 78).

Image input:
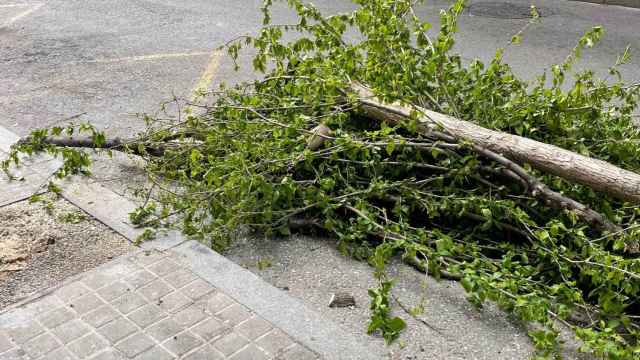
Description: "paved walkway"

(0, 124), (379, 360)
(0, 249), (316, 360)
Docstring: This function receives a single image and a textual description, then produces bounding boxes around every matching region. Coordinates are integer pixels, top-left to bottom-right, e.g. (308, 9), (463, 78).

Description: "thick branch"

(26, 136), (167, 156)
(350, 82), (622, 235)
(351, 82), (640, 204)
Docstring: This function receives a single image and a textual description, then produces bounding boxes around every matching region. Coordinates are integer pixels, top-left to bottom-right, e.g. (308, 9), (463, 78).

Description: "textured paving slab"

(0, 151), (62, 207)
(0, 124), (375, 359)
(0, 248), (320, 360)
(0, 124), (62, 207)
(58, 176), (185, 251)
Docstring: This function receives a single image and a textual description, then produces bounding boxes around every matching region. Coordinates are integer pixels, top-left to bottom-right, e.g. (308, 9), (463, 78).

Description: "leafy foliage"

(4, 0), (640, 357)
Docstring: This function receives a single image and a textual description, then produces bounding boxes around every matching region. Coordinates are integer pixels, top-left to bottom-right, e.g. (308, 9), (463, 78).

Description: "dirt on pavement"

(0, 194), (134, 309)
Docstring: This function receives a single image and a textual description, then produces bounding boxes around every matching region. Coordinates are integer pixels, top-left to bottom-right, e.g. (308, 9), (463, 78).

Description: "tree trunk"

(351, 82), (640, 205)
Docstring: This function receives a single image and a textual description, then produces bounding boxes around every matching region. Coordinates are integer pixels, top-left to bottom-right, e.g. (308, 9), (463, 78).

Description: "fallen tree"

(4, 0), (640, 358)
(353, 82), (640, 205)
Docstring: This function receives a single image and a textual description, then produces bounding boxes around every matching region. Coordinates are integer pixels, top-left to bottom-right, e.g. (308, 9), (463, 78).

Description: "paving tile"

(97, 317), (138, 343)
(173, 304), (207, 328)
(0, 332), (14, 353)
(229, 344), (269, 360)
(91, 349), (127, 360)
(114, 332), (155, 358)
(51, 319), (90, 344)
(133, 346), (175, 360)
(137, 279), (173, 301)
(163, 269), (198, 289)
(161, 331), (203, 356)
(190, 317), (228, 342)
(111, 292), (147, 314)
(277, 344), (318, 360)
(23, 295), (64, 316)
(182, 345), (225, 360)
(42, 347), (75, 360)
(69, 293), (106, 315)
(0, 348), (27, 360)
(125, 270), (158, 290)
(255, 330), (295, 357)
(166, 251), (189, 266)
(216, 304), (251, 326)
(97, 281), (131, 302)
(55, 282), (90, 302)
(39, 307), (75, 329)
(212, 332), (249, 357)
(0, 243), (356, 360)
(67, 333), (109, 359)
(107, 261), (143, 277)
(128, 304), (166, 328)
(145, 318), (184, 342)
(157, 291), (192, 313)
(22, 333), (60, 359)
(82, 305), (120, 328)
(181, 279), (214, 300)
(5, 320), (44, 344)
(235, 316), (273, 340)
(82, 271), (118, 291)
(205, 293), (234, 314)
(131, 250), (166, 266)
(147, 259), (181, 277)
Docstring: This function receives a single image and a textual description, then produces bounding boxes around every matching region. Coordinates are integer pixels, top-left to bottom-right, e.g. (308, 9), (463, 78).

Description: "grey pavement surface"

(1, 0), (639, 138)
(1, 0), (639, 359)
(0, 248), (319, 360)
(0, 126), (378, 360)
(225, 236), (590, 360)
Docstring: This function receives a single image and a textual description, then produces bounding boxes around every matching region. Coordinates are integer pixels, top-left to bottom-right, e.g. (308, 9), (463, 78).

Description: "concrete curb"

(174, 240), (382, 360)
(59, 176), (186, 251)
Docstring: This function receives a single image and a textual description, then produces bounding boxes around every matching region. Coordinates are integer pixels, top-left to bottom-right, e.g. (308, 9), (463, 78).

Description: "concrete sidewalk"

(0, 212), (379, 360)
(0, 248), (318, 360)
(0, 124), (380, 360)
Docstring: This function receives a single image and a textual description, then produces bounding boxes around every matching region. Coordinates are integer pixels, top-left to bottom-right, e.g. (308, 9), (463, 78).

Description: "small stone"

(328, 292), (356, 308)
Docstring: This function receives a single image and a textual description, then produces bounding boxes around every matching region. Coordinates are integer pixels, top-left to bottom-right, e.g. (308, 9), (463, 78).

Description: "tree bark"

(23, 136), (167, 157)
(351, 82), (640, 205)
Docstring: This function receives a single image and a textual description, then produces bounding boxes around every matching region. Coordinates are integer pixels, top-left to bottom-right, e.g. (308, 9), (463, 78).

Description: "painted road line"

(0, 4), (34, 8)
(2, 2), (42, 27)
(191, 50), (223, 98)
(84, 51), (211, 64)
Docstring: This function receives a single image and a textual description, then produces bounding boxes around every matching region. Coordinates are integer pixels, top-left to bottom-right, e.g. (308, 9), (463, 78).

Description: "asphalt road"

(0, 0), (638, 137)
(1, 1), (638, 358)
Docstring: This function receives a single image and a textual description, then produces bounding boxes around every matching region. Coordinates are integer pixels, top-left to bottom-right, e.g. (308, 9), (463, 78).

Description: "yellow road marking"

(3, 3), (42, 27)
(85, 51), (212, 64)
(190, 50), (223, 99)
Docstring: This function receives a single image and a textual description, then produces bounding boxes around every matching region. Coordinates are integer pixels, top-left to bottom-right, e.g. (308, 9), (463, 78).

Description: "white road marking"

(85, 51), (212, 64)
(2, 3), (43, 27)
(0, 4), (33, 8)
